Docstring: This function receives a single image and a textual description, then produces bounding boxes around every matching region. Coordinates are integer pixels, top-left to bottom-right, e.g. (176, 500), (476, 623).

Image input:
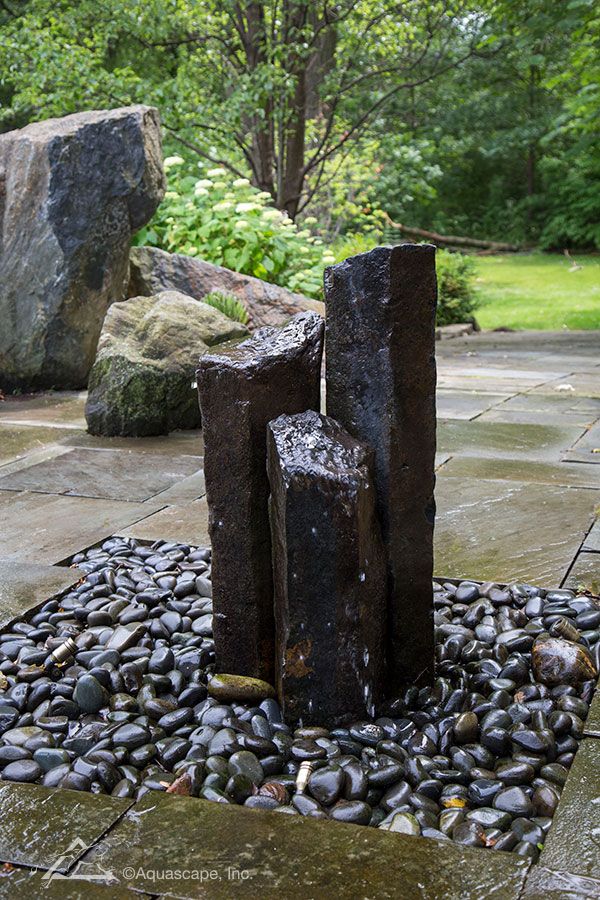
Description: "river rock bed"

(0, 538), (598, 861)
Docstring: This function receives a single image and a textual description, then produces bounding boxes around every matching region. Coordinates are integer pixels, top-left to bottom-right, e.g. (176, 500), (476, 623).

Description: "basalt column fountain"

(196, 311), (324, 682)
(267, 410), (386, 725)
(325, 244), (438, 692)
(198, 244), (437, 717)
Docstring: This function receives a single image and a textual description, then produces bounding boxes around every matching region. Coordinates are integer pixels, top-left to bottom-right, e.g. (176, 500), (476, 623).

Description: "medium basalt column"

(196, 311), (324, 682)
(267, 410), (386, 725)
(325, 244), (437, 691)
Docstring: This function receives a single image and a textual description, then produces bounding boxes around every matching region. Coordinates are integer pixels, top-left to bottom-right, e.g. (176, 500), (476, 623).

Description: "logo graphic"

(41, 839), (119, 888)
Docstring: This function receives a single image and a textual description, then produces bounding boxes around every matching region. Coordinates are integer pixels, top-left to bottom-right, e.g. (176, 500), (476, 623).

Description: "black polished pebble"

(0, 538), (598, 863)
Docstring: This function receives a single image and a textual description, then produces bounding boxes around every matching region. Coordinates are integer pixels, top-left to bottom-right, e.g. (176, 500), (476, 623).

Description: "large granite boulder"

(0, 106), (165, 390)
(129, 245), (325, 329)
(86, 291), (248, 436)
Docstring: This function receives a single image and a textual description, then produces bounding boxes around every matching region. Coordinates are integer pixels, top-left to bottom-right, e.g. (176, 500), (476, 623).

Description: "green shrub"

(202, 291), (249, 325)
(134, 157), (334, 300)
(331, 231), (380, 263)
(436, 249), (479, 326)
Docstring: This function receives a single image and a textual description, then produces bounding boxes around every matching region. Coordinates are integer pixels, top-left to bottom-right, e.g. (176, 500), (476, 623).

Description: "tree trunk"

(384, 214), (519, 252)
(240, 2), (276, 197)
(279, 70), (306, 218)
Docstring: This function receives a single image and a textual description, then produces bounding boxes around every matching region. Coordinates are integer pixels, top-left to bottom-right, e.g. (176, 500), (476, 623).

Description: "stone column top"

(196, 311), (323, 378)
(268, 410), (374, 486)
(324, 242), (436, 300)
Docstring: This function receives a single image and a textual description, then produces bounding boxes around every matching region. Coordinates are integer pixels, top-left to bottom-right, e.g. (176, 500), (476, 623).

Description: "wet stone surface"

(196, 310), (324, 682)
(0, 781), (131, 869)
(0, 536), (598, 864)
(267, 410), (386, 725)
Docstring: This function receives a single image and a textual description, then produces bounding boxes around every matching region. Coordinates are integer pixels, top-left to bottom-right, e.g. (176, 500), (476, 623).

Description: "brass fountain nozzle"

(295, 760), (315, 794)
(47, 637), (78, 668)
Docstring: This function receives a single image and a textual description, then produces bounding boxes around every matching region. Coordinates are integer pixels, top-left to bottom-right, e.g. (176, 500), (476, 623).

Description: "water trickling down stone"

(267, 410), (386, 725)
(197, 312), (324, 682)
(325, 244), (438, 692)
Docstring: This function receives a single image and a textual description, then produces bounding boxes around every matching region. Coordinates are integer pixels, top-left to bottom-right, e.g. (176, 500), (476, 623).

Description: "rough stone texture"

(0, 106), (165, 390)
(0, 782), (131, 870)
(521, 866), (600, 900)
(539, 738), (600, 879)
(0, 559), (78, 630)
(325, 244), (437, 691)
(86, 291), (248, 436)
(532, 636), (597, 686)
(267, 410), (386, 725)
(129, 245), (325, 328)
(196, 312), (324, 682)
(85, 791), (530, 900)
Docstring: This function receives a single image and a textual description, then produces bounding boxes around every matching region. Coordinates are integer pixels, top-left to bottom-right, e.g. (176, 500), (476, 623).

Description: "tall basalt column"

(196, 312), (324, 682)
(325, 245), (437, 690)
(267, 410), (386, 725)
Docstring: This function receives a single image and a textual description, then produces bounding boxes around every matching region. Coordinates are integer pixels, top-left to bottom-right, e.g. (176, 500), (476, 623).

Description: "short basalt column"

(325, 245), (437, 690)
(196, 312), (324, 681)
(267, 410), (386, 725)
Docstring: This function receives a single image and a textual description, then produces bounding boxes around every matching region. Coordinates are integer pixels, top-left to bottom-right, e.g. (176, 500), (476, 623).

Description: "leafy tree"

(0, 0), (483, 217)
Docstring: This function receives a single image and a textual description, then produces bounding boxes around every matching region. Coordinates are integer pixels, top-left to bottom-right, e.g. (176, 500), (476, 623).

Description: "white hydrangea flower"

(323, 255), (336, 264)
(236, 202), (259, 213)
(213, 201), (233, 212)
(303, 216), (318, 225)
(194, 187), (209, 198)
(234, 219), (249, 229)
(281, 216), (294, 226)
(257, 191), (273, 200)
(233, 178), (251, 188)
(298, 229), (311, 238)
(195, 179), (213, 189)
(207, 167), (226, 177)
(213, 181), (227, 190)
(261, 209), (282, 221)
(164, 155), (184, 168)
(164, 191), (179, 199)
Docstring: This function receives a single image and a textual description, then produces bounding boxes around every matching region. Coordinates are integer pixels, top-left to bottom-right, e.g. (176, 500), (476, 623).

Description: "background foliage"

(2, 0), (597, 250)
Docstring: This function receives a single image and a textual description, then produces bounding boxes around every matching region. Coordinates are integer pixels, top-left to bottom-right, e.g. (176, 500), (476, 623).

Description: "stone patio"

(0, 329), (599, 897)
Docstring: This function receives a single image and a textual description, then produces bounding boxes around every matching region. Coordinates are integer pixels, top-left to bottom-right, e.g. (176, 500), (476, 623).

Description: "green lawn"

(474, 252), (600, 331)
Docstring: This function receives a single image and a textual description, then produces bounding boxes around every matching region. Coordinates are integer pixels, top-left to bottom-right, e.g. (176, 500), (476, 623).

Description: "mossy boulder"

(85, 291), (248, 436)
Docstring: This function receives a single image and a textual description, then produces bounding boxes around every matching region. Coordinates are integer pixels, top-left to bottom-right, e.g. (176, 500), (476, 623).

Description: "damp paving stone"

(0, 782), (131, 869)
(0, 425), (77, 467)
(0, 492), (163, 564)
(85, 792), (530, 900)
(583, 682), (600, 738)
(0, 390), (86, 427)
(520, 865), (600, 900)
(434, 475), (597, 585)
(0, 867), (142, 900)
(438, 455), (600, 490)
(583, 520), (600, 553)
(563, 552), (600, 594)
(116, 497), (210, 546)
(437, 420), (587, 463)
(0, 559), (79, 628)
(436, 390), (511, 421)
(539, 738), (600, 879)
(0, 448), (202, 502)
